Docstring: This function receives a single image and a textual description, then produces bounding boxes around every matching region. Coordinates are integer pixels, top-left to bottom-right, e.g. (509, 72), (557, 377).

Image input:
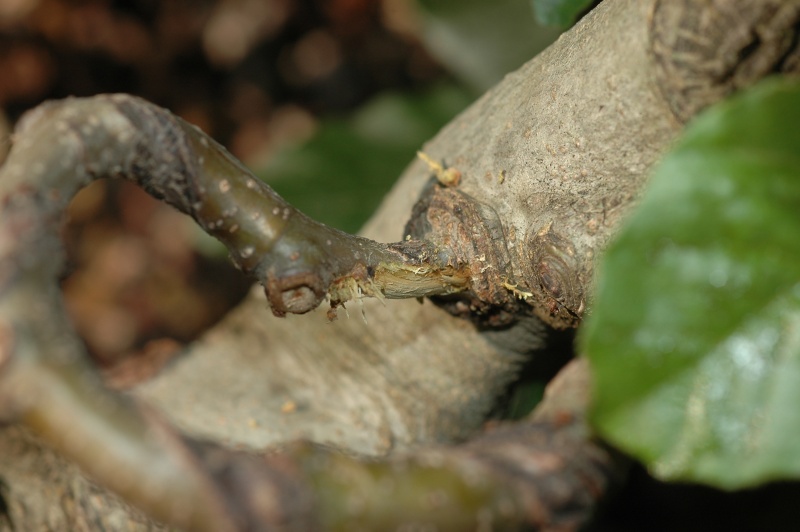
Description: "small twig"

(417, 150), (462, 187)
(503, 279), (535, 300)
(2, 95), (468, 318)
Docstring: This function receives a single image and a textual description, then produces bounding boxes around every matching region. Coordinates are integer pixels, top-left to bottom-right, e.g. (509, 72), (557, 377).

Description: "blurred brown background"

(0, 0), (447, 375)
(0, 0), (442, 152)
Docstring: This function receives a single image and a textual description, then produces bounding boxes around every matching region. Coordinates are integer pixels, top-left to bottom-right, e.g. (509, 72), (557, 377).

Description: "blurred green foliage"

(258, 84), (473, 233)
(257, 0), (559, 234)
(417, 0), (562, 91)
(530, 0), (595, 27)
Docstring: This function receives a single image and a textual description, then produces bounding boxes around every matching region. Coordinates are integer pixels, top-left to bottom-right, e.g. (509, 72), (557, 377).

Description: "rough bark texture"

(0, 0), (798, 529)
(0, 426), (166, 531)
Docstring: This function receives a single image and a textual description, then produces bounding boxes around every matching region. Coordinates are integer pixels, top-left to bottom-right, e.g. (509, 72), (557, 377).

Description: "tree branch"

(260, 359), (625, 531)
(2, 94), (468, 318)
(0, 0), (797, 529)
(0, 92), (477, 529)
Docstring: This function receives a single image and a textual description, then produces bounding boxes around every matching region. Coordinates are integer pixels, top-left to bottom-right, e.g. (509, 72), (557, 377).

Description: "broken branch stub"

(404, 182), (526, 328)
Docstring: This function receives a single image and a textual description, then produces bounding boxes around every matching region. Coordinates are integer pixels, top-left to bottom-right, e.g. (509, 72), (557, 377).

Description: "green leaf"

(583, 78), (800, 489)
(257, 84), (472, 234)
(417, 0), (561, 91)
(531, 0), (594, 27)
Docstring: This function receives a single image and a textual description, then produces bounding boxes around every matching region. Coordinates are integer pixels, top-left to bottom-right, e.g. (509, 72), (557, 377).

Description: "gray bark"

(142, 0), (800, 453)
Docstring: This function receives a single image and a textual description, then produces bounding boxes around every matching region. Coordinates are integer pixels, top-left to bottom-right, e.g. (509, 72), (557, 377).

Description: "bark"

(0, 0), (798, 529)
(140, 0), (800, 452)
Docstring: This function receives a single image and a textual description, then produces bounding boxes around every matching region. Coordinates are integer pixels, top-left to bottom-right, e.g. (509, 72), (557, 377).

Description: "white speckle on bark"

(218, 179), (230, 193)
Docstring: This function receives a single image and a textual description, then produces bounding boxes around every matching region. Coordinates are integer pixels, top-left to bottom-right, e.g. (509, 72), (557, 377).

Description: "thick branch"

(265, 359), (624, 531)
(0, 303), (235, 527)
(402, 0), (800, 329)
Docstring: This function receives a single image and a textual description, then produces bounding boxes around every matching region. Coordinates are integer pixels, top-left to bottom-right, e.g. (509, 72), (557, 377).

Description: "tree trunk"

(1, 0), (797, 529)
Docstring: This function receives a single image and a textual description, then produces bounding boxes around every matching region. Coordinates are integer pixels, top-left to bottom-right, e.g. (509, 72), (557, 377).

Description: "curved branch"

(0, 91), (621, 530)
(271, 359), (624, 531)
(3, 94), (467, 317)
(0, 94), (470, 529)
